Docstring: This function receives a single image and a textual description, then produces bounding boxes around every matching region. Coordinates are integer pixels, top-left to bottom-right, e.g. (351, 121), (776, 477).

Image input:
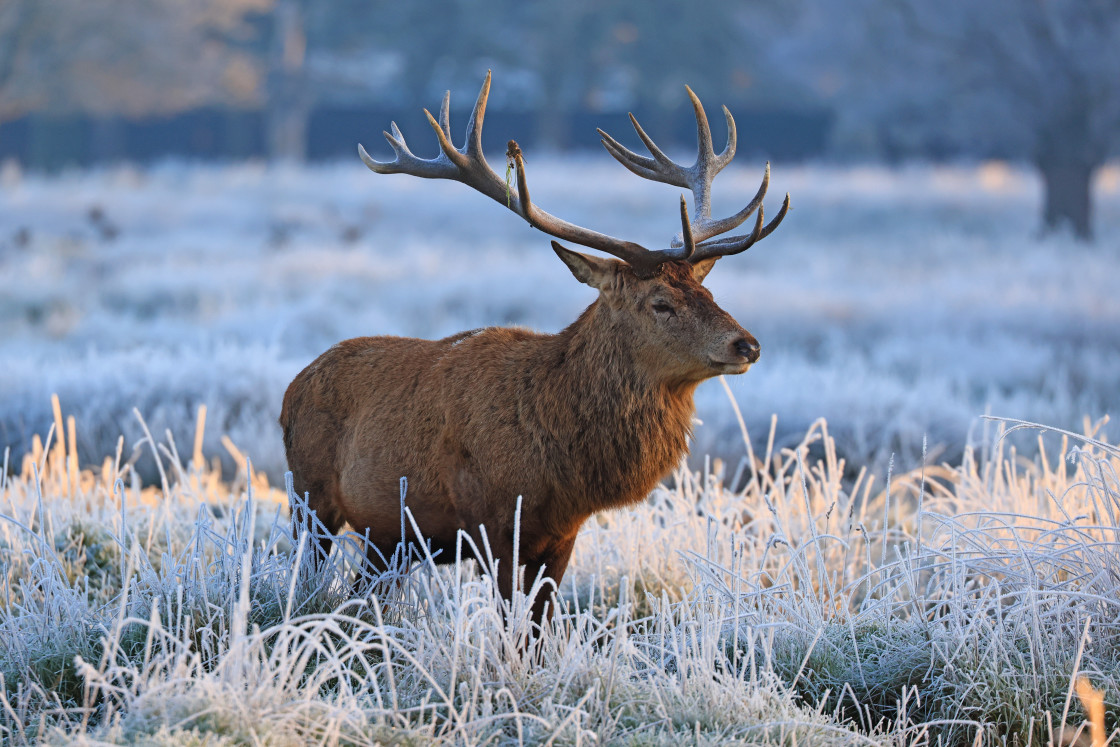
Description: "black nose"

(733, 336), (760, 363)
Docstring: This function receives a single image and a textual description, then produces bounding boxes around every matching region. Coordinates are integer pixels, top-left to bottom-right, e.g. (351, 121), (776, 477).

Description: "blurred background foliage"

(1, 0), (1118, 236)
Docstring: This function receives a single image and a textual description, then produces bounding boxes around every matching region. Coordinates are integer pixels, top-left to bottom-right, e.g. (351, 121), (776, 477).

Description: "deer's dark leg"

(351, 537), (398, 597)
(522, 534), (578, 629)
(289, 475), (344, 566)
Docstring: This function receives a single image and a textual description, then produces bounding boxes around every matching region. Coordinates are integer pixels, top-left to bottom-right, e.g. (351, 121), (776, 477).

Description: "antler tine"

(438, 91), (452, 140)
(423, 108), (468, 170)
(358, 74), (487, 180)
(360, 74), (666, 271)
(682, 87), (746, 237)
(715, 105), (737, 169)
(697, 204), (765, 259)
(685, 86), (715, 160)
(597, 116), (687, 189)
(679, 195), (695, 259)
(688, 192), (791, 261)
(464, 71), (490, 159)
(597, 87), (759, 246)
(361, 73), (786, 279)
(358, 122), (459, 179)
(694, 162), (770, 241)
(627, 113), (678, 170)
(598, 133), (662, 182)
(389, 121), (406, 146)
(757, 192), (791, 241)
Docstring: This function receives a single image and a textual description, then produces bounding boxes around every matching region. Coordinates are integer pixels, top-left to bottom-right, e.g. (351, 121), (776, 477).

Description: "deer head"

(550, 246), (760, 384)
(358, 71), (787, 383)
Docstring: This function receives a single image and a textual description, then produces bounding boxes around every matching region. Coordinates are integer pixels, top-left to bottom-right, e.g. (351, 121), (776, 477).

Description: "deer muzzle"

(733, 335), (761, 364)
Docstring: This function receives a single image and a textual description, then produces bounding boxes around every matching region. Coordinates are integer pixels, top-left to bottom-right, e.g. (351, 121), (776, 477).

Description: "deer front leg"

(459, 512), (551, 623)
(522, 533), (578, 629)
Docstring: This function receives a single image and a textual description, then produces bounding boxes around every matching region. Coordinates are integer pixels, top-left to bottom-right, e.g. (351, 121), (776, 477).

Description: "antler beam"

(360, 71), (682, 275)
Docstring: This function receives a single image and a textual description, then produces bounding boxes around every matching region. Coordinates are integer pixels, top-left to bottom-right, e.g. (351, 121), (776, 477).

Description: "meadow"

(1, 157), (1119, 744)
(3, 158), (1119, 476)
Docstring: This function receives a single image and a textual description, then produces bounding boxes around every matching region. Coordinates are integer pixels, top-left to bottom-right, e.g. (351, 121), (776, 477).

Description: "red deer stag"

(280, 72), (789, 624)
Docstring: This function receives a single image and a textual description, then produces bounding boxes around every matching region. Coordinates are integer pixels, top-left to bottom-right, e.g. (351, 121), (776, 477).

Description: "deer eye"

(652, 300), (676, 317)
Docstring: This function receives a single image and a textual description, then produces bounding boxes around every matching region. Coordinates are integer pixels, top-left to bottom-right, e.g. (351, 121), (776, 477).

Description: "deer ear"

(551, 241), (616, 290)
(690, 257), (718, 283)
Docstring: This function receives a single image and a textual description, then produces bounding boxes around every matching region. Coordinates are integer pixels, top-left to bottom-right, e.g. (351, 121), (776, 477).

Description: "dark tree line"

(0, 0), (781, 158)
(781, 0), (1120, 239)
(2, 0), (1118, 238)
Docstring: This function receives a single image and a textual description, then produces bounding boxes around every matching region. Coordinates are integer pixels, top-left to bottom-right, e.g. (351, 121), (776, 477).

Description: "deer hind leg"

(461, 523), (514, 603)
(456, 514), (577, 630)
(289, 472), (346, 565)
(356, 532), (422, 595)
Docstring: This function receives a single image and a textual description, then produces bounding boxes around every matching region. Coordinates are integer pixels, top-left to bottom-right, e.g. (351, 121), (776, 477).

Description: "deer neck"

(555, 300), (697, 399)
(541, 301), (697, 509)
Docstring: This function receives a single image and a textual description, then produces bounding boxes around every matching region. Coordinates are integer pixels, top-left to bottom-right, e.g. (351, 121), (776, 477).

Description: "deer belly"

(341, 481), (463, 550)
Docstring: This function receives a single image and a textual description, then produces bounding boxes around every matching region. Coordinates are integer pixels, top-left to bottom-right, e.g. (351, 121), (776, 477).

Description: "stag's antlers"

(359, 71), (789, 277)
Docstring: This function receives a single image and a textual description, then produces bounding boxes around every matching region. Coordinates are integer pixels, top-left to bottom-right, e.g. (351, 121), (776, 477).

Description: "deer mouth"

(708, 357), (752, 374)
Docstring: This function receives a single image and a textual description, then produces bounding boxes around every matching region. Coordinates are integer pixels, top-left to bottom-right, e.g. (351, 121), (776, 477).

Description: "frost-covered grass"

(2, 156), (1118, 742)
(1, 404), (1118, 745)
(1, 158), (1118, 478)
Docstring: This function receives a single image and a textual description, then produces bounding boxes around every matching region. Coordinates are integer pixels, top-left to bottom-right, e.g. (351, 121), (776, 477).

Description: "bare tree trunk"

(1038, 159), (1094, 241)
(266, 0), (310, 163)
(532, 4), (594, 151)
(267, 98), (310, 162)
(0, 0), (35, 123)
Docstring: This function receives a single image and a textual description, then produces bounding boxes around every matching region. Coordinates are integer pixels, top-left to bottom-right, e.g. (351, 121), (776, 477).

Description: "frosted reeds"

(0, 405), (1117, 745)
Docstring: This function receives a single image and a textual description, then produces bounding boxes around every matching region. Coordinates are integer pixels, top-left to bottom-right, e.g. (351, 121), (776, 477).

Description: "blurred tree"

(315, 1), (808, 155)
(264, 0), (310, 161)
(0, 1), (33, 116)
(0, 0), (392, 162)
(588, 1), (773, 110)
(0, 0), (266, 123)
(341, 1), (784, 148)
(793, 0), (1120, 240)
(250, 0), (436, 161)
(513, 0), (778, 148)
(0, 0), (804, 163)
(379, 0), (523, 106)
(0, 0), (267, 165)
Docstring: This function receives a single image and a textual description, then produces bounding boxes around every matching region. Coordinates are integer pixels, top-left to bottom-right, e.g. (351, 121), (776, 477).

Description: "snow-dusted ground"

(1, 157), (1118, 478)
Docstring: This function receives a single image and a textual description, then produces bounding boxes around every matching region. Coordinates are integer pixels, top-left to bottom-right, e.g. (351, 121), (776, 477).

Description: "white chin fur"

(711, 360), (751, 374)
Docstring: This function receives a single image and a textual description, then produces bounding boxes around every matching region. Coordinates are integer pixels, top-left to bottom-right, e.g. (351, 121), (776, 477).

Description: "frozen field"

(1, 157), (1119, 477)
(1, 409), (1117, 744)
(1, 156), (1119, 744)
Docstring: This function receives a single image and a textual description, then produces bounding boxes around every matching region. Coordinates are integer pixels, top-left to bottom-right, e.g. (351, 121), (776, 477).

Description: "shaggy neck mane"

(534, 299), (698, 513)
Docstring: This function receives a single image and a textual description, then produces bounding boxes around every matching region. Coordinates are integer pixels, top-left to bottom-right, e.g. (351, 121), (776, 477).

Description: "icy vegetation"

(1, 159), (1118, 478)
(1, 157), (1118, 742)
(1, 406), (1117, 744)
